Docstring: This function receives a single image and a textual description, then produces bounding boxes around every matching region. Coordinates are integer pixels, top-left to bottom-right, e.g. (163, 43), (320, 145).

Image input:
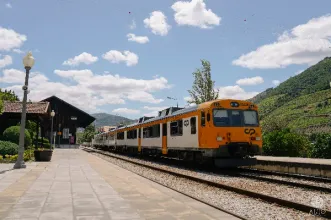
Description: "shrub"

(0, 140), (18, 157)
(310, 133), (331, 159)
(262, 128), (310, 157)
(2, 126), (31, 147)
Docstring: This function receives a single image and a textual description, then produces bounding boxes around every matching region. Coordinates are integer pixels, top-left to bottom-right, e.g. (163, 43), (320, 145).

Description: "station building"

(0, 95), (95, 148)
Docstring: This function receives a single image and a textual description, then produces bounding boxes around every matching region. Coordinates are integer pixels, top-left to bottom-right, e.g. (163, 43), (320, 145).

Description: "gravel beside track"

(84, 147), (327, 220)
(241, 172), (331, 190)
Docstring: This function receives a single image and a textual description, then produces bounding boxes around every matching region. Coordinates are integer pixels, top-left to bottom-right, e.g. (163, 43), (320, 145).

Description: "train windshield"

(213, 109), (259, 127)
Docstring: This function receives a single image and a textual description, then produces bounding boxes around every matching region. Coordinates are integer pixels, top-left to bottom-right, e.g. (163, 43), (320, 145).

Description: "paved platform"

(0, 149), (238, 220)
(253, 156), (331, 178)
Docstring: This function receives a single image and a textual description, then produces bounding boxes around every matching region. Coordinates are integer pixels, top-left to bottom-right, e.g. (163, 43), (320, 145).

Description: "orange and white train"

(91, 99), (263, 167)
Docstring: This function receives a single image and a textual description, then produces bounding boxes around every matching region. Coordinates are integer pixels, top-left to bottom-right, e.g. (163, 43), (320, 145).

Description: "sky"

(1, 0), (331, 120)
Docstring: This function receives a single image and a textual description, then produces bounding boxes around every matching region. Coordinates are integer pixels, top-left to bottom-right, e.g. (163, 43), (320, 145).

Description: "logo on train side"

(184, 120), (189, 127)
(244, 128), (255, 135)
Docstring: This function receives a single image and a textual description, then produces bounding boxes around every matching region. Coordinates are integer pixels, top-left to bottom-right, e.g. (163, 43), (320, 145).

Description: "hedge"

(0, 140), (18, 156)
(2, 126), (31, 147)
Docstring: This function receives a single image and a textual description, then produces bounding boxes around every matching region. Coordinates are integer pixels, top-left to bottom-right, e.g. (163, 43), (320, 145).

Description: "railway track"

(82, 147), (331, 219)
(238, 167), (331, 184)
(91, 146), (331, 193)
(219, 169), (331, 193)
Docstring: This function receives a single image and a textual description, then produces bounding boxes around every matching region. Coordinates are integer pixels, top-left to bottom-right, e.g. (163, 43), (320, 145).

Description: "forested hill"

(249, 57), (331, 134)
(91, 113), (136, 127)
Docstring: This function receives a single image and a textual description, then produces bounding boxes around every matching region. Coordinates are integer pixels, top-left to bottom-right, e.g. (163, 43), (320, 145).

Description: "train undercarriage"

(91, 143), (259, 168)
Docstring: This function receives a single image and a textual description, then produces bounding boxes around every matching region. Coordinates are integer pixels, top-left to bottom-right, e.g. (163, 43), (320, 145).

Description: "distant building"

(98, 125), (116, 133)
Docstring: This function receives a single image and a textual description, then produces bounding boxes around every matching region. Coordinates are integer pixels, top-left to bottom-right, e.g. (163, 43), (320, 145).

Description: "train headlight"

(230, 102), (239, 107)
(216, 136), (223, 141)
(251, 137), (261, 141)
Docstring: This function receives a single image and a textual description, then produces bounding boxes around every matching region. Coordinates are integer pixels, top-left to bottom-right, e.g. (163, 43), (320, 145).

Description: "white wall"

(167, 116), (199, 148)
(141, 125), (162, 148)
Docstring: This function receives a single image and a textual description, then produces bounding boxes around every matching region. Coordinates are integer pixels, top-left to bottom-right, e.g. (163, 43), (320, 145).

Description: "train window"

(231, 110), (242, 126)
(207, 113), (210, 122)
(243, 110), (258, 126)
(213, 110), (230, 126)
(143, 125), (160, 138)
(117, 132), (124, 140)
(201, 112), (205, 126)
(190, 117), (196, 134)
(170, 120), (183, 136)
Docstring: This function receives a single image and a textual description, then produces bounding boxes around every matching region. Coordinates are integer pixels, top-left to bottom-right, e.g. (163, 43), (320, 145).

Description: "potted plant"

(34, 147), (53, 161)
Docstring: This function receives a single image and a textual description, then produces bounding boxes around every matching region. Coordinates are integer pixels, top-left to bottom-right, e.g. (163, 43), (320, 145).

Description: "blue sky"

(1, 0), (331, 120)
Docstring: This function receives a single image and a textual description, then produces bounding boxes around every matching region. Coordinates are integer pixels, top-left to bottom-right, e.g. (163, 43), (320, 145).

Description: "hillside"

(91, 113), (136, 127)
(250, 57), (331, 134)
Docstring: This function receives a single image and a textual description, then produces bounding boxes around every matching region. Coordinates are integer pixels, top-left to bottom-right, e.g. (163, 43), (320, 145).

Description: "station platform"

(0, 149), (238, 220)
(253, 156), (331, 178)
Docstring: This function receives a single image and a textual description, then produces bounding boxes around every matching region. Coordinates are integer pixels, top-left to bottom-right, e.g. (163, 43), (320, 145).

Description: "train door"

(199, 111), (208, 147)
(138, 128), (141, 153)
(162, 123), (167, 154)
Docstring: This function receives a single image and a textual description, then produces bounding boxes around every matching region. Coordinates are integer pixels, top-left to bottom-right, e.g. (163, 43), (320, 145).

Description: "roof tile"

(3, 101), (50, 114)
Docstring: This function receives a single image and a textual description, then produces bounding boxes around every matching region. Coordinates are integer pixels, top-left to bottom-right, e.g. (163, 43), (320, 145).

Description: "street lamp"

(13, 51), (35, 169)
(50, 110), (55, 149)
(167, 96), (178, 108)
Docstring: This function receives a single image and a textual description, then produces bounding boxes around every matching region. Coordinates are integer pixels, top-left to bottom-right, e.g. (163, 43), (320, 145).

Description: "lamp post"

(167, 96), (178, 108)
(50, 110), (55, 149)
(13, 52), (35, 169)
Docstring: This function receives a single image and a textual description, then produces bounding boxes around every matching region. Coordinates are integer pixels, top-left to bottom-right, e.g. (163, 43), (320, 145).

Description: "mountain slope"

(250, 57), (331, 134)
(91, 113), (136, 127)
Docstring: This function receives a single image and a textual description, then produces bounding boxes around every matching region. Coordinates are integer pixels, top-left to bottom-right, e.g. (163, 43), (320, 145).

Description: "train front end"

(199, 99), (262, 167)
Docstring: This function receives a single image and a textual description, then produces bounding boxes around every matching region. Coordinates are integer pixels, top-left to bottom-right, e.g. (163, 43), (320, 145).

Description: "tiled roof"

(3, 101), (50, 114)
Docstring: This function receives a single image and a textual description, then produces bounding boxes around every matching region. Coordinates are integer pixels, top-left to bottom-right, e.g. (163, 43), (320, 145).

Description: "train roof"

(94, 99), (255, 136)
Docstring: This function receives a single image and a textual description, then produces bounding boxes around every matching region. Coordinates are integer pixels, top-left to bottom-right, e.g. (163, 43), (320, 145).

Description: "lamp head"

(23, 51), (35, 68)
(51, 110), (55, 117)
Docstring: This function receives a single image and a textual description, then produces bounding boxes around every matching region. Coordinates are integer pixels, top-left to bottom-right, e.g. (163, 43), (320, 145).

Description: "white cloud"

(232, 14), (331, 69)
(171, 0), (221, 29)
(5, 3), (12, 8)
(218, 85), (259, 100)
(144, 11), (171, 36)
(0, 55), (12, 68)
(294, 69), (304, 75)
(13, 49), (24, 54)
(112, 108), (140, 115)
(127, 33), (149, 44)
(272, 80), (281, 86)
(63, 52), (98, 66)
(182, 96), (197, 107)
(1, 68), (172, 113)
(236, 76), (264, 86)
(102, 50), (138, 66)
(142, 106), (168, 117)
(0, 27), (27, 51)
(129, 20), (136, 30)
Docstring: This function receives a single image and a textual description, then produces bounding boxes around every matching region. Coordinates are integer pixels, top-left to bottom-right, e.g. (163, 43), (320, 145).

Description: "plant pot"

(34, 150), (53, 162)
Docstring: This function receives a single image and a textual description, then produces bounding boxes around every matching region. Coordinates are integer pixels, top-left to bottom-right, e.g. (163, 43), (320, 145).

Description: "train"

(91, 99), (262, 167)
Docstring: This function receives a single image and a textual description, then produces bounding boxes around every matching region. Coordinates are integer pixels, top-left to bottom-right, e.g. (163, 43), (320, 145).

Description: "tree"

(187, 59), (219, 105)
(82, 124), (96, 142)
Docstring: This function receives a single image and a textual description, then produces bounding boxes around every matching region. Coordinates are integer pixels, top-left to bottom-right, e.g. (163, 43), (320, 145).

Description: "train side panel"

(167, 116), (199, 149)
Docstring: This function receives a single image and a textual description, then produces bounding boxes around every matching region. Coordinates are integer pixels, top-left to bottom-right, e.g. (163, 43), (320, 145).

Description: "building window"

(170, 120), (183, 136)
(63, 128), (69, 139)
(190, 117), (196, 134)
